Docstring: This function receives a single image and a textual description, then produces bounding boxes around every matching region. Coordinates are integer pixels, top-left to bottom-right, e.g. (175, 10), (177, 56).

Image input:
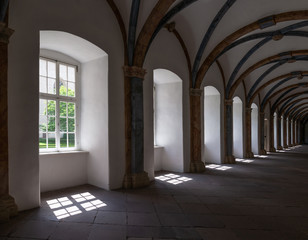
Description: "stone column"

(224, 99), (235, 163)
(288, 118), (292, 147)
(276, 115), (283, 150)
(259, 111), (267, 155)
(283, 117), (288, 148)
(292, 120), (296, 146)
(300, 122), (305, 144)
(122, 66), (149, 189)
(190, 89), (206, 172)
(269, 113), (276, 152)
(245, 107), (254, 158)
(0, 22), (18, 222)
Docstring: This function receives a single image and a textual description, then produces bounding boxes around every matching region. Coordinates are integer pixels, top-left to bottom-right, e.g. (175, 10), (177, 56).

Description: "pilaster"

(259, 111), (267, 155)
(269, 113), (276, 152)
(245, 107), (254, 158)
(224, 99), (235, 164)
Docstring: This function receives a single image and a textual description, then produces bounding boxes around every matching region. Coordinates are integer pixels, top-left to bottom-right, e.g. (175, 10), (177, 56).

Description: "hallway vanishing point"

(1, 145), (308, 240)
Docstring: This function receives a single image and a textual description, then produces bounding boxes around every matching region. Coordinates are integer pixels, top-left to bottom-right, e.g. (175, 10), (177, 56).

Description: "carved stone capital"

(0, 22), (14, 44)
(272, 32), (284, 41)
(190, 88), (203, 97)
(165, 22), (176, 32)
(0, 194), (18, 223)
(190, 161), (205, 173)
(245, 107), (252, 113)
(123, 66), (147, 79)
(123, 171), (150, 189)
(225, 99), (233, 106)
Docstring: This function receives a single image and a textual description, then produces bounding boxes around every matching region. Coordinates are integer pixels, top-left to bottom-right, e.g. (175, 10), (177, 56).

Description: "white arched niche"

(233, 96), (243, 158)
(39, 31), (110, 191)
(287, 117), (290, 145)
(204, 86), (221, 164)
(153, 69), (184, 172)
(281, 115), (284, 146)
(274, 112), (277, 149)
(251, 103), (259, 154)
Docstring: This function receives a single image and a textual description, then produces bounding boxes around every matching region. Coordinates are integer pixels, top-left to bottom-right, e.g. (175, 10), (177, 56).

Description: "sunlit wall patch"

(155, 174), (193, 185)
(46, 192), (107, 220)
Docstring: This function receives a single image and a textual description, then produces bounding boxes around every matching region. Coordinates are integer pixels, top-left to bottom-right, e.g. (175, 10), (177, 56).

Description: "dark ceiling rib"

(195, 10), (308, 89)
(191, 0), (236, 87)
(147, 0), (198, 54)
(279, 97), (308, 116)
(288, 103), (308, 118)
(128, 0), (141, 66)
(276, 91), (308, 113)
(225, 21), (308, 99)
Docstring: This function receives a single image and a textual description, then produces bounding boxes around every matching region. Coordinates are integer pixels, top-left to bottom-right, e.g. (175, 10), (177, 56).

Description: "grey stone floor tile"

(196, 228), (239, 240)
(49, 222), (92, 240)
(61, 210), (97, 223)
(216, 215), (260, 229)
(158, 213), (191, 227)
(179, 203), (211, 214)
(127, 202), (155, 213)
(89, 224), (126, 240)
(128, 213), (160, 227)
(154, 203), (182, 213)
(94, 211), (126, 225)
(10, 220), (58, 239)
(187, 214), (225, 228)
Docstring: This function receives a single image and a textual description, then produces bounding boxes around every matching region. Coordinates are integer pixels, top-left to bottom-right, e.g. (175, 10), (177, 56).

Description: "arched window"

(251, 103), (259, 155)
(233, 96), (243, 158)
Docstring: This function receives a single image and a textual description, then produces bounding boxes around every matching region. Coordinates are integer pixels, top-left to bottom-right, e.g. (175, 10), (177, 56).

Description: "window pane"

(47, 100), (56, 116)
(48, 133), (56, 149)
(48, 78), (56, 95)
(60, 133), (67, 148)
(39, 115), (47, 132)
(48, 61), (56, 78)
(68, 103), (75, 117)
(68, 82), (75, 97)
(68, 67), (75, 82)
(40, 59), (47, 76)
(39, 132), (47, 149)
(60, 118), (67, 132)
(60, 64), (67, 80)
(68, 134), (75, 147)
(39, 99), (47, 115)
(40, 77), (47, 93)
(48, 117), (56, 132)
(68, 118), (75, 132)
(60, 102), (67, 117)
(59, 81), (67, 96)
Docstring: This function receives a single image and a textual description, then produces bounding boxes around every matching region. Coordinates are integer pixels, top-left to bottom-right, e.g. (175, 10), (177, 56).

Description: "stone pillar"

(292, 120), (296, 146)
(189, 89), (206, 172)
(0, 22), (18, 222)
(224, 99), (235, 163)
(269, 113), (276, 152)
(276, 115), (283, 150)
(245, 107), (254, 158)
(259, 111), (267, 155)
(288, 118), (292, 147)
(283, 117), (288, 148)
(122, 66), (149, 189)
(300, 122), (305, 144)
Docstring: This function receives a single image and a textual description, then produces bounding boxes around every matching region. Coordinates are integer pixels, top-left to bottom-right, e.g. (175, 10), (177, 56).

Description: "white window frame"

(39, 56), (79, 152)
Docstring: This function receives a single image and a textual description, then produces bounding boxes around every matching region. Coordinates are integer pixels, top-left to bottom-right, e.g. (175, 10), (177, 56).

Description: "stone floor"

(1, 145), (308, 240)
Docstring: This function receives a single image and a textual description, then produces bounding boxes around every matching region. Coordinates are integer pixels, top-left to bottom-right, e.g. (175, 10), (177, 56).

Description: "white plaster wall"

(154, 146), (163, 172)
(9, 0), (125, 210)
(274, 113), (277, 149)
(80, 57), (109, 190)
(251, 104), (259, 154)
(287, 118), (289, 145)
(233, 97), (243, 158)
(40, 152), (88, 192)
(204, 87), (221, 164)
(155, 82), (184, 172)
(281, 117), (284, 145)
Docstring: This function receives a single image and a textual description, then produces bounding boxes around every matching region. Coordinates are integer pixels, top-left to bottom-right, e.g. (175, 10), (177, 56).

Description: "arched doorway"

(274, 112), (277, 149)
(251, 103), (259, 155)
(233, 96), (243, 158)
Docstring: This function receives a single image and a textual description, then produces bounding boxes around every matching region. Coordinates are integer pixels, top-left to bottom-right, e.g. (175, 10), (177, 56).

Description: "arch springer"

(0, 22), (14, 44)
(225, 99), (233, 105)
(190, 88), (203, 96)
(123, 66), (147, 79)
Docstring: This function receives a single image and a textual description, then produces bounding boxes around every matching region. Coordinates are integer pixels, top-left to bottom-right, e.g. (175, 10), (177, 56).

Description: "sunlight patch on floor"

(155, 173), (193, 185)
(206, 164), (232, 171)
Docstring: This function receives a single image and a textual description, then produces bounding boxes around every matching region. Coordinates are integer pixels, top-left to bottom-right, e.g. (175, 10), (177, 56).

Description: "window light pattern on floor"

(206, 164), (232, 171)
(155, 174), (192, 185)
(236, 158), (254, 163)
(46, 192), (106, 219)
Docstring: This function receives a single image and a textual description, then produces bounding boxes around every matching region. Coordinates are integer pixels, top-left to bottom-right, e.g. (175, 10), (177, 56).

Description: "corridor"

(1, 146), (308, 240)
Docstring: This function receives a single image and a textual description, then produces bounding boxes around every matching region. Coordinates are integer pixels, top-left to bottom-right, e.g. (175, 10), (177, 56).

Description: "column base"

(269, 147), (276, 152)
(277, 145), (283, 150)
(283, 145), (288, 149)
(123, 171), (150, 189)
(190, 161), (206, 173)
(288, 144), (293, 148)
(225, 155), (236, 164)
(259, 149), (267, 155)
(245, 152), (254, 158)
(0, 195), (18, 223)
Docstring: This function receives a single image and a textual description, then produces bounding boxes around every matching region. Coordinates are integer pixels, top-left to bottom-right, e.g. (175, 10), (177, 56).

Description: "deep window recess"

(39, 57), (78, 151)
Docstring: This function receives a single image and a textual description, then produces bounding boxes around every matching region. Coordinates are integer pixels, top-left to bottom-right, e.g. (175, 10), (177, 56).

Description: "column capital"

(123, 66), (147, 79)
(245, 107), (252, 112)
(0, 22), (14, 44)
(190, 88), (203, 96)
(225, 99), (233, 105)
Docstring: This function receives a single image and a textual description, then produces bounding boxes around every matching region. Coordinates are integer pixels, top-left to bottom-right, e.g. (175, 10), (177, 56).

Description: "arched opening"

(291, 119), (294, 145)
(274, 112), (277, 149)
(251, 103), (259, 154)
(281, 116), (284, 146)
(305, 122), (308, 143)
(204, 86), (221, 163)
(287, 117), (290, 145)
(39, 31), (109, 192)
(233, 96), (243, 158)
(153, 69), (184, 172)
